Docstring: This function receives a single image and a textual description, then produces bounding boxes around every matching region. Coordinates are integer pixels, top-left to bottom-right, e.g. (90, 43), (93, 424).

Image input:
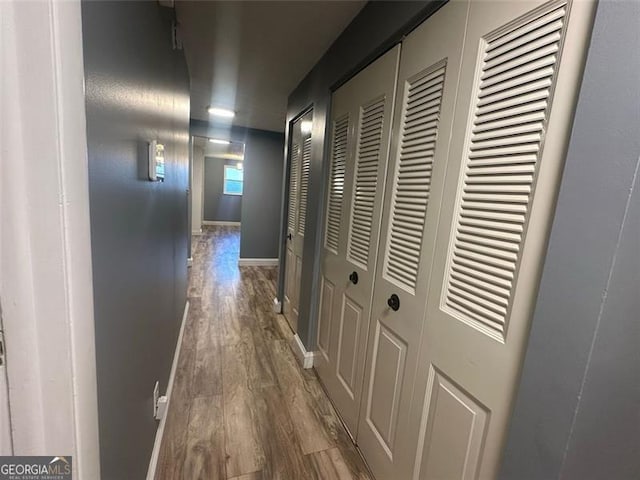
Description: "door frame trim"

(276, 104), (315, 305)
(1, 0), (100, 476)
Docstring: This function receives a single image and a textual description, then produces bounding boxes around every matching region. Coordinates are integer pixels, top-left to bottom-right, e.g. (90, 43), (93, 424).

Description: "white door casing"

(355, 3), (471, 479)
(0, 0), (100, 476)
(0, 315), (11, 454)
(315, 46), (401, 436)
(408, 1), (597, 479)
(284, 111), (313, 332)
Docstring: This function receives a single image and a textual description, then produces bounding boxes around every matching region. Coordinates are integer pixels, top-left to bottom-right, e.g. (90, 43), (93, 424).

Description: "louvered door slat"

(382, 61), (447, 293)
(347, 97), (386, 269)
(325, 115), (349, 253)
(298, 137), (311, 236)
(444, 2), (568, 339)
(288, 143), (299, 232)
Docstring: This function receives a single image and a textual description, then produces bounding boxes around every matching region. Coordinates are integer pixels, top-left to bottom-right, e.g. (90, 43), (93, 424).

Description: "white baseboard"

(146, 300), (190, 480)
(202, 220), (241, 226)
(273, 297), (282, 314)
(290, 333), (317, 369)
(238, 258), (279, 267)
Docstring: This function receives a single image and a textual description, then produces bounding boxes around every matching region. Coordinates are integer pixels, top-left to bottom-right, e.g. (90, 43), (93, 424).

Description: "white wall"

(0, 0), (100, 477)
(192, 145), (205, 234)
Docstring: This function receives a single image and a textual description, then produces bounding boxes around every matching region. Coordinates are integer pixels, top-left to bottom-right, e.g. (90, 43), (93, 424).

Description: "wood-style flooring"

(155, 226), (372, 480)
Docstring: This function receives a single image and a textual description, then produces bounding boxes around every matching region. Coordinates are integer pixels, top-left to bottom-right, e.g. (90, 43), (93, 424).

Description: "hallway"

(155, 226), (371, 479)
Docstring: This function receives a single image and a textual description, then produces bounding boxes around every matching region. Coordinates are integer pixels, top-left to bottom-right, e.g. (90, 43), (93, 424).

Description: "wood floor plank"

(183, 395), (226, 480)
(269, 339), (333, 455)
(192, 308), (222, 398)
(187, 237), (207, 298)
(254, 386), (317, 480)
(227, 472), (264, 480)
(156, 226), (371, 480)
(273, 313), (294, 342)
(221, 295), (244, 346)
(222, 344), (265, 477)
(300, 371), (373, 479)
(307, 447), (363, 480)
(240, 316), (277, 390)
(154, 297), (200, 480)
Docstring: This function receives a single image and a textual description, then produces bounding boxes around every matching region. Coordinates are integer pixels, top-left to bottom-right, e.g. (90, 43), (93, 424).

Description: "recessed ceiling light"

(207, 107), (235, 118)
(209, 138), (230, 145)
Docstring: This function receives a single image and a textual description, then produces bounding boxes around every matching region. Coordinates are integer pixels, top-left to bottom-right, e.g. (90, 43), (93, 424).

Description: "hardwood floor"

(155, 226), (372, 480)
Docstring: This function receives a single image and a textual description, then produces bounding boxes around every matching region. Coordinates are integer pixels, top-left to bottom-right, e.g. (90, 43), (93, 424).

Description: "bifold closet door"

(355, 3), (471, 479)
(406, 1), (596, 480)
(284, 110), (313, 332)
(315, 46), (400, 435)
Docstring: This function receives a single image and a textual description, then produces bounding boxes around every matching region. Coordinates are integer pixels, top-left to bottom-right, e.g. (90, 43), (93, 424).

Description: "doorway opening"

(282, 109), (313, 334)
(191, 135), (246, 261)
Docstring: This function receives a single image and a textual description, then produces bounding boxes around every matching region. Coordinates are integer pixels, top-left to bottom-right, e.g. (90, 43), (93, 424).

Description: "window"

(224, 164), (244, 195)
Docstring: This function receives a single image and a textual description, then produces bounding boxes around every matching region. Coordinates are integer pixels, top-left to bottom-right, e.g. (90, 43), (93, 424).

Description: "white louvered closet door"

(315, 46), (400, 436)
(407, 1), (596, 479)
(355, 3), (471, 479)
(284, 110), (313, 332)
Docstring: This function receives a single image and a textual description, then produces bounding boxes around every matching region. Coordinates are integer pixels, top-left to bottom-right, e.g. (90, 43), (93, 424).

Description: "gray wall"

(240, 129), (286, 259)
(282, 1), (443, 348)
(192, 120), (285, 259)
(82, 2), (190, 479)
(500, 2), (640, 479)
(203, 157), (242, 222)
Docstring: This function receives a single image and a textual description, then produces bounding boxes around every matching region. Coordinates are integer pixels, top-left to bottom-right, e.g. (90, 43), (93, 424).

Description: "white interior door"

(407, 1), (596, 479)
(284, 110), (313, 332)
(355, 3), (471, 479)
(315, 46), (400, 436)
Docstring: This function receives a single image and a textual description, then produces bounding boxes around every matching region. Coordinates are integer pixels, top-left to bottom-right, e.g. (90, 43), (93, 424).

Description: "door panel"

(356, 3), (470, 478)
(316, 46), (400, 435)
(346, 97), (386, 270)
(336, 296), (362, 395)
(408, 1), (596, 479)
(324, 115), (349, 254)
(416, 367), (488, 480)
(365, 322), (407, 455)
(299, 137), (311, 236)
(294, 256), (302, 318)
(284, 111), (313, 331)
(317, 277), (334, 361)
(382, 60), (447, 294)
(285, 248), (295, 304)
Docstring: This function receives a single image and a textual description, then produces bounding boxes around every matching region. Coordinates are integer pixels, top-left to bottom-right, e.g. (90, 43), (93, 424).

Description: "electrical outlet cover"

(155, 396), (168, 420)
(153, 381), (160, 418)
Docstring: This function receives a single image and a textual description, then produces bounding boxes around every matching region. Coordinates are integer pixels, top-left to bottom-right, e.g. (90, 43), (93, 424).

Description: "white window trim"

(223, 164), (244, 196)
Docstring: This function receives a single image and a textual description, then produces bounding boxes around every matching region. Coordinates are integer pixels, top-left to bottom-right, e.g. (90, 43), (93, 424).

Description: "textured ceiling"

(176, 0), (366, 132)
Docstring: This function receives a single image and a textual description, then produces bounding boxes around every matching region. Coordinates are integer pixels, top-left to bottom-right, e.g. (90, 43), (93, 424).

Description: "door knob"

(349, 271), (359, 285)
(387, 294), (400, 311)
(287, 232), (292, 240)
